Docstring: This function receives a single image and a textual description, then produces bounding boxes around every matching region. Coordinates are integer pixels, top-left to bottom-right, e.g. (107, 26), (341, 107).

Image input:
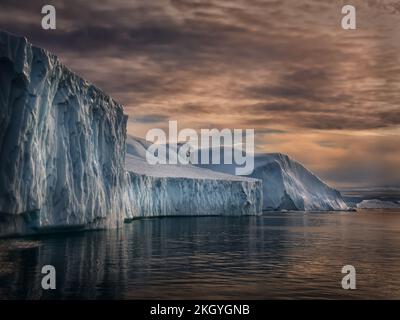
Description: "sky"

(1, 0), (400, 188)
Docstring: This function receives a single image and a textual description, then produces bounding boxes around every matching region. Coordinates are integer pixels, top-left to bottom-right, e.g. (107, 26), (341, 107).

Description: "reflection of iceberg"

(0, 31), (262, 237)
(0, 231), (130, 299)
(0, 216), (284, 299)
(357, 199), (400, 209)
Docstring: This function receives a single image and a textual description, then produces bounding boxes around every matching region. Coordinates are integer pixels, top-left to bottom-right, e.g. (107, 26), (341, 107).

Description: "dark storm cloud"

(133, 114), (170, 123)
(241, 102), (387, 130)
(0, 0), (249, 63)
(379, 110), (400, 125)
(1, 0), (267, 106)
(245, 68), (351, 104)
(246, 85), (351, 104)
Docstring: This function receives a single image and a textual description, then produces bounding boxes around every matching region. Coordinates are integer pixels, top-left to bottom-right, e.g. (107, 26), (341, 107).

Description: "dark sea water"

(1, 210), (400, 299)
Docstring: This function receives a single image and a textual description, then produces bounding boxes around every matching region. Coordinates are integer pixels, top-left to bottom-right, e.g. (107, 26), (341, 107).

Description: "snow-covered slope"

(253, 154), (348, 211)
(125, 136), (255, 181)
(196, 150), (348, 211)
(357, 199), (400, 209)
(0, 31), (262, 237)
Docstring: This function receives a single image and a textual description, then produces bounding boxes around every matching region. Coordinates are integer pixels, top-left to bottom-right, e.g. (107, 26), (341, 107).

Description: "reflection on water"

(1, 210), (400, 299)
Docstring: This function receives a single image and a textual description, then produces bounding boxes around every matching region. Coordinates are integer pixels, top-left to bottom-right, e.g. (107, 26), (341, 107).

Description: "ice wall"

(0, 31), (129, 236)
(124, 136), (262, 218)
(126, 172), (262, 218)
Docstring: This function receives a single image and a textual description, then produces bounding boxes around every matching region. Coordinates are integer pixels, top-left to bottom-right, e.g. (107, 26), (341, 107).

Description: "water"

(1, 210), (400, 299)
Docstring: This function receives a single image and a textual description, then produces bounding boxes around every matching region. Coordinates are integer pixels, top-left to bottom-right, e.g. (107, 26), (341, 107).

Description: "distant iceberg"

(252, 153), (348, 211)
(194, 149), (348, 211)
(127, 137), (349, 212)
(357, 199), (400, 209)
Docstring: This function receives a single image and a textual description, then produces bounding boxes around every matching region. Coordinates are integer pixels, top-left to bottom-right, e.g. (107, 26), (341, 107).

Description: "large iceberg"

(0, 31), (128, 236)
(0, 31), (262, 237)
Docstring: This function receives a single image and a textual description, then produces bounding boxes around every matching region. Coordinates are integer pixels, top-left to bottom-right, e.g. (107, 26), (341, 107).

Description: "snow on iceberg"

(0, 31), (262, 237)
(124, 136), (262, 218)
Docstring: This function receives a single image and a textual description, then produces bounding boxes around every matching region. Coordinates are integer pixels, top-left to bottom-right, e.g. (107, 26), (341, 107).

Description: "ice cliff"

(252, 154), (348, 211)
(196, 151), (348, 211)
(0, 31), (128, 236)
(0, 31), (262, 237)
(124, 136), (262, 218)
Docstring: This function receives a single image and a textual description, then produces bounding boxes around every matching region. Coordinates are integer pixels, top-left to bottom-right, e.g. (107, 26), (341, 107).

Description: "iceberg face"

(124, 136), (263, 218)
(252, 154), (348, 211)
(0, 31), (262, 237)
(125, 172), (262, 218)
(196, 151), (348, 211)
(0, 31), (128, 236)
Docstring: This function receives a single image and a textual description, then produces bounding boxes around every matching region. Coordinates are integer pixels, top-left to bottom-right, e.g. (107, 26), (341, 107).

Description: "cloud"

(256, 128), (288, 135)
(132, 114), (170, 123)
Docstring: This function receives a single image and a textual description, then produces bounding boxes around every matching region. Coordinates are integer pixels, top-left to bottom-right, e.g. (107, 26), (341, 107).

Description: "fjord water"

(1, 210), (400, 299)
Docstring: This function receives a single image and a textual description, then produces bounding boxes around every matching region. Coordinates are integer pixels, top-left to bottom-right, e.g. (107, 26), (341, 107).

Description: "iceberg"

(124, 136), (262, 218)
(195, 151), (348, 211)
(0, 31), (128, 236)
(357, 199), (400, 209)
(252, 153), (348, 211)
(0, 31), (262, 237)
